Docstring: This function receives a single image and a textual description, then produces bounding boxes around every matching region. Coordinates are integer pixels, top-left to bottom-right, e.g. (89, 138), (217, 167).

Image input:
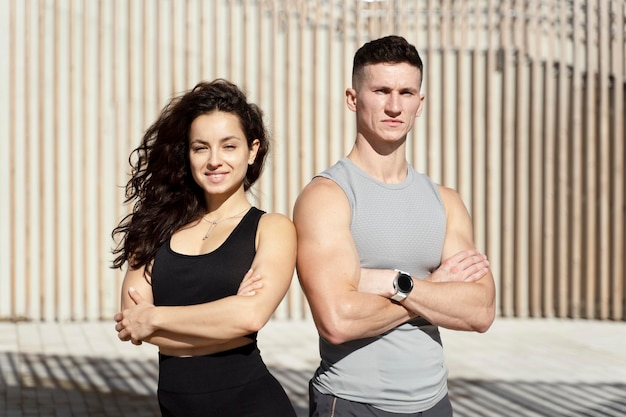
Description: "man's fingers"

(433, 250), (490, 282)
(458, 253), (488, 272)
(464, 266), (490, 282)
(445, 249), (479, 264)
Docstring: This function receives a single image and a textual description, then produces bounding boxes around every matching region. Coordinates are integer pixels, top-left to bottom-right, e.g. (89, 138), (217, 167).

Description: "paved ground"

(0, 317), (625, 416)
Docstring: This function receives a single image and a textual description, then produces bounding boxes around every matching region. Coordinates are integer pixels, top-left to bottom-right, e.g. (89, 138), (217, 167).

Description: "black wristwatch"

(391, 269), (413, 302)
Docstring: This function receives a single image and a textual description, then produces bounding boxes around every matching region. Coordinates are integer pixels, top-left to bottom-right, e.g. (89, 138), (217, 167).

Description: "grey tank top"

(312, 157), (448, 413)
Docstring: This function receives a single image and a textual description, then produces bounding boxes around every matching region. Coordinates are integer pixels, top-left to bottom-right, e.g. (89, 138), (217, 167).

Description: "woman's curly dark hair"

(111, 79), (269, 272)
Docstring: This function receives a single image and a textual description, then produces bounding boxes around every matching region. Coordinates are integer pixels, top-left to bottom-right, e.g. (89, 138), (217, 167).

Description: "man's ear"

(346, 88), (357, 112)
(415, 93), (425, 117)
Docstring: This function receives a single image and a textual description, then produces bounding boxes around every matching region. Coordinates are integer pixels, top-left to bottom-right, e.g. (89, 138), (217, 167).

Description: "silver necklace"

(201, 207), (250, 240)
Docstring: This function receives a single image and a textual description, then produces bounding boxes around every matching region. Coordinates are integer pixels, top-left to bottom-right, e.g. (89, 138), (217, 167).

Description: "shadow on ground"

(447, 378), (626, 417)
(1, 352), (624, 417)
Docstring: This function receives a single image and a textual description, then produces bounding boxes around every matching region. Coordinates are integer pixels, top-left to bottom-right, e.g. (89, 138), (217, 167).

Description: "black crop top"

(151, 207), (264, 340)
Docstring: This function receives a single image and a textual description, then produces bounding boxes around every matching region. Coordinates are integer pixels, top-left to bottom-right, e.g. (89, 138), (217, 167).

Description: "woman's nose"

(206, 150), (222, 167)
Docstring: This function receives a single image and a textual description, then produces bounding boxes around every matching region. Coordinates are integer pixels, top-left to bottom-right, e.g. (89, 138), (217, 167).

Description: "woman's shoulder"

(258, 210), (293, 223)
(257, 211), (295, 233)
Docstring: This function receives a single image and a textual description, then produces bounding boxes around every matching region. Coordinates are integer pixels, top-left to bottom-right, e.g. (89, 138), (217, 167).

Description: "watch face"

(397, 273), (413, 292)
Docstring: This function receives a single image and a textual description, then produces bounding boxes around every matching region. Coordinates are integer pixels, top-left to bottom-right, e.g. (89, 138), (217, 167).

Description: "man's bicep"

(439, 186), (479, 259)
(295, 219), (361, 340)
(293, 181), (360, 307)
(296, 228), (360, 292)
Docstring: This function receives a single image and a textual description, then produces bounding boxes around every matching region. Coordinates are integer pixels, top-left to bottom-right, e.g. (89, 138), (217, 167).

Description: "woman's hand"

(237, 268), (263, 296)
(114, 288), (156, 345)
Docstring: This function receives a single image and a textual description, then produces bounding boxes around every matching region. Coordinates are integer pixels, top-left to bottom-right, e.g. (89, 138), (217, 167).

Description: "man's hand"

(427, 250), (489, 283)
(114, 288), (155, 346)
(237, 269), (263, 296)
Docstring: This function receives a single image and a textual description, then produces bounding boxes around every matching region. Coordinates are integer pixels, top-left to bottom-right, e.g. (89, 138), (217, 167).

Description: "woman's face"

(188, 111), (259, 201)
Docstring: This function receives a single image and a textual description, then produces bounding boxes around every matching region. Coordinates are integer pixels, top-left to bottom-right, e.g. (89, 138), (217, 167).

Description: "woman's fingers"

(237, 269), (263, 296)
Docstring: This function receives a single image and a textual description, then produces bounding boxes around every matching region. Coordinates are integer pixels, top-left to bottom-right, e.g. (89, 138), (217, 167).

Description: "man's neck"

(347, 142), (408, 184)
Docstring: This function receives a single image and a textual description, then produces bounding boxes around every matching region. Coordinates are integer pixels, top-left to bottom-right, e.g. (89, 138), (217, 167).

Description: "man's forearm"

(402, 279), (495, 332)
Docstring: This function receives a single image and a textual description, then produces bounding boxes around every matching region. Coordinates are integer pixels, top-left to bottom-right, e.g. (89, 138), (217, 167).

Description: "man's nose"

(385, 93), (401, 115)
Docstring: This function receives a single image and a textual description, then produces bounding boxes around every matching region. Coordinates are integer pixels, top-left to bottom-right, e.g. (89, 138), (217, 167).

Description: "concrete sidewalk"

(0, 318), (625, 416)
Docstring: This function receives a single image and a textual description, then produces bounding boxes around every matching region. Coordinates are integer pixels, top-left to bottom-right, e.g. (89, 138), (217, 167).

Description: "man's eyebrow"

(370, 85), (419, 93)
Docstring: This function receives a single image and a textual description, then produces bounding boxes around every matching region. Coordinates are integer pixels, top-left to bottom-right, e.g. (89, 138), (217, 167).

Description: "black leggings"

(157, 343), (296, 417)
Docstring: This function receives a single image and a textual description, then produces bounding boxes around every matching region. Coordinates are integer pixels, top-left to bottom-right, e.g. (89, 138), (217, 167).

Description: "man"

(293, 35), (496, 417)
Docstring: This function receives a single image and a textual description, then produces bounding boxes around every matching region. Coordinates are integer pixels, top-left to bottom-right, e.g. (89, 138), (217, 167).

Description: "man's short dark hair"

(352, 35), (423, 84)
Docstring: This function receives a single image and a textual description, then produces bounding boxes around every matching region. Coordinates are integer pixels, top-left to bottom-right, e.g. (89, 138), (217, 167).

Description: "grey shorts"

(309, 381), (453, 417)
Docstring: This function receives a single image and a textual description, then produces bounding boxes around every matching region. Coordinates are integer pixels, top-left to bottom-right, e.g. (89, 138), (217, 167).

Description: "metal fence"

(1, 0), (624, 321)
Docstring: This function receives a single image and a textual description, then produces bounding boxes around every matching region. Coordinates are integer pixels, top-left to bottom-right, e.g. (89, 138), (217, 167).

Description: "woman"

(112, 79), (297, 417)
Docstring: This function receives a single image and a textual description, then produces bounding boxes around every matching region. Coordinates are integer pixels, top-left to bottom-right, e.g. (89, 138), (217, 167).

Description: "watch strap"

(391, 291), (408, 302)
(391, 269), (412, 302)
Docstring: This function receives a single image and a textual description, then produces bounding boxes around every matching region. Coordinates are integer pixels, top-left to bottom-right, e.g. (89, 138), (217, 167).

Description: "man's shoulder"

(294, 173), (350, 225)
(298, 175), (345, 202)
(435, 184), (461, 201)
(433, 184), (470, 218)
(316, 158), (349, 179)
(302, 159), (350, 195)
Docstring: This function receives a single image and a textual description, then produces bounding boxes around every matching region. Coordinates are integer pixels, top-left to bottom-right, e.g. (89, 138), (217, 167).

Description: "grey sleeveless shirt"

(312, 157), (448, 413)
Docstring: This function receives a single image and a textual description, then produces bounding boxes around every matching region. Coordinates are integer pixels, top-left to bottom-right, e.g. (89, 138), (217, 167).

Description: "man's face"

(347, 62), (424, 146)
